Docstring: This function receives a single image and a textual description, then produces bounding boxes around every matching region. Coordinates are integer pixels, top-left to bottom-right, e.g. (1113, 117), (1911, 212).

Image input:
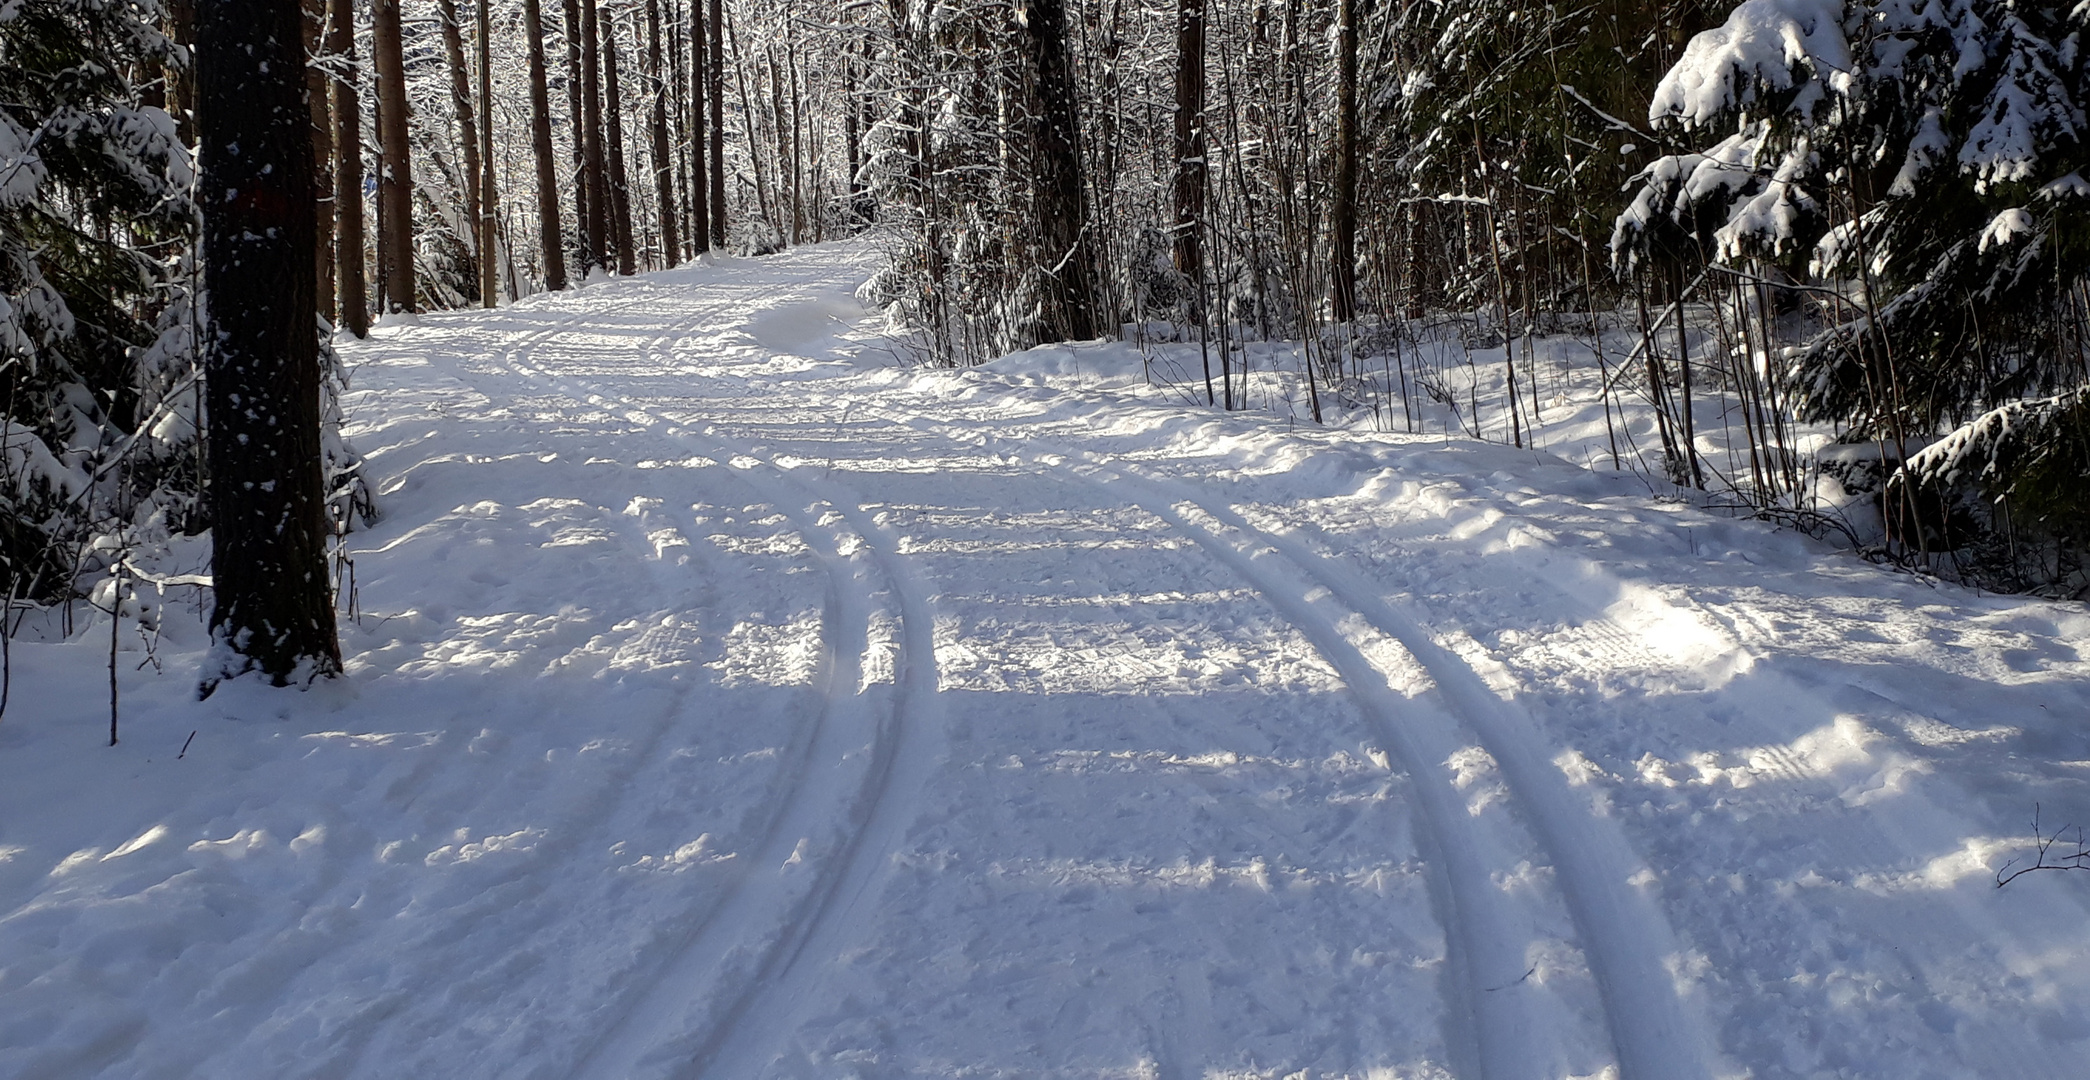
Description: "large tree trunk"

(196, 0), (343, 688)
(328, 0), (368, 336)
(373, 0), (416, 312)
(1171, 0), (1206, 319)
(476, 0), (500, 305)
(645, 0), (679, 266)
(525, 0), (568, 289)
(437, 0), (482, 302)
(563, 0), (595, 274)
(601, 6), (637, 274)
(708, 0), (725, 247)
(580, 0), (611, 273)
(1329, 0), (1360, 323)
(686, 0), (709, 253)
(304, 0), (336, 325)
(1025, 0), (1100, 342)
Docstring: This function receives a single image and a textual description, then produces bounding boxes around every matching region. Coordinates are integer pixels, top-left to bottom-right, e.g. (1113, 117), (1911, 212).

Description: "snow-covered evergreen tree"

(1616, 0), (2090, 579)
(0, 0), (196, 601)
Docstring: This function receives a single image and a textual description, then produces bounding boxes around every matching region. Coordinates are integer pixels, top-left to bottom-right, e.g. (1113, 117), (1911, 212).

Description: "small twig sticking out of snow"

(1995, 804), (2090, 888)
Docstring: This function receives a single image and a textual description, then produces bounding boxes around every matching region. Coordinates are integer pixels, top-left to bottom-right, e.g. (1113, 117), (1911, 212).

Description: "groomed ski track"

(6, 242), (2090, 1080)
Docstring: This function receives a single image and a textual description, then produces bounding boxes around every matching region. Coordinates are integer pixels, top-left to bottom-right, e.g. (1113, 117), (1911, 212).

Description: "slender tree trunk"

(601, 5), (637, 274)
(328, 0), (368, 335)
(688, 0), (710, 252)
(563, 0), (595, 274)
(645, 0), (679, 266)
(668, 0), (691, 256)
(525, 0), (568, 289)
(196, 0), (343, 687)
(580, 0), (611, 272)
(1026, 0), (1100, 342)
(477, 0), (499, 305)
(708, 0), (725, 247)
(373, 65), (387, 312)
(729, 15), (774, 237)
(166, 0), (197, 144)
(304, 0), (336, 324)
(438, 0), (483, 302)
(843, 51), (861, 227)
(1172, 0), (1206, 320)
(783, 37), (805, 244)
(373, 0), (416, 312)
(767, 46), (792, 243)
(1329, 0), (1360, 322)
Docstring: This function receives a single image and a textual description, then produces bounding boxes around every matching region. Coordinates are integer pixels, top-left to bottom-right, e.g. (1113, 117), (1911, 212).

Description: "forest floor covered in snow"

(5, 242), (2090, 1080)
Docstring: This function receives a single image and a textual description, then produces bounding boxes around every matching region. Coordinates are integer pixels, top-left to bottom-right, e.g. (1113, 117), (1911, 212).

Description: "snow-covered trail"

(5, 243), (2090, 1079)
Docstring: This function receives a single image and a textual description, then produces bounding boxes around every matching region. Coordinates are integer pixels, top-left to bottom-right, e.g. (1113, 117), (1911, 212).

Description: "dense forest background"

(7, 0), (2090, 639)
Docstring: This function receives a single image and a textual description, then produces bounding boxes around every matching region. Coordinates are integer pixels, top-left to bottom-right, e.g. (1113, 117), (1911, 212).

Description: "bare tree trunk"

(373, 0), (416, 312)
(373, 61), (387, 312)
(477, 0), (500, 304)
(688, 0), (710, 252)
(766, 45), (792, 243)
(1171, 0), (1206, 319)
(328, 0), (368, 335)
(563, 0), (595, 274)
(438, 0), (483, 302)
(645, 0), (679, 266)
(165, 0), (197, 144)
(1329, 0), (1360, 322)
(601, 5), (637, 274)
(304, 0), (336, 324)
(580, 0), (611, 273)
(843, 49), (862, 227)
(668, 0), (691, 256)
(524, 0), (568, 289)
(708, 0), (725, 247)
(197, 0), (343, 687)
(1025, 0), (1100, 342)
(729, 13), (773, 237)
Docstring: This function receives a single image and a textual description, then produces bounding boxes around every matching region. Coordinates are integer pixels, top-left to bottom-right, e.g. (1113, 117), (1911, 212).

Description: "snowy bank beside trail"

(4, 242), (2090, 1079)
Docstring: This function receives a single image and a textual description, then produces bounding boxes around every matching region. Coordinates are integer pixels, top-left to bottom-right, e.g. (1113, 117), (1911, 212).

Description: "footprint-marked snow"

(4, 242), (2090, 1079)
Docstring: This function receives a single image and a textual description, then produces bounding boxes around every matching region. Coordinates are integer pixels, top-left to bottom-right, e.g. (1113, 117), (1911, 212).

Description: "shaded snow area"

(7, 242), (2090, 1080)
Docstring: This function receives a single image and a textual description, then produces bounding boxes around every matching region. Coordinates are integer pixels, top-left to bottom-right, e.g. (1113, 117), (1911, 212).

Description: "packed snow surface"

(6, 242), (2090, 1079)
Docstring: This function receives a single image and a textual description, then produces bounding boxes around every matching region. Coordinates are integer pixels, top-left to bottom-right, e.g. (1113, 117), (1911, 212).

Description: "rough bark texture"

(1025, 0), (1100, 342)
(304, 0), (335, 324)
(563, 0), (594, 274)
(646, 0), (678, 266)
(708, 0), (725, 247)
(328, 0), (368, 335)
(1328, 0), (1360, 323)
(1171, 0), (1206, 314)
(197, 0), (343, 687)
(373, 0), (416, 312)
(165, 0), (197, 144)
(580, 0), (611, 273)
(476, 0), (499, 304)
(525, 0), (567, 289)
(601, 6), (637, 274)
(437, 0), (482, 301)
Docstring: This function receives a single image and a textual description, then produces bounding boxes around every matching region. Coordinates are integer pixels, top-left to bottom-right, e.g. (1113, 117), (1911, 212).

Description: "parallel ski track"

(294, 296), (728, 1078)
(799, 392), (1722, 1080)
(496, 303), (944, 1080)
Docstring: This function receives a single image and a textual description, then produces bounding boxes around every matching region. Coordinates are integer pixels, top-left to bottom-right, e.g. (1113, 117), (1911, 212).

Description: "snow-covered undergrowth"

(5, 242), (2090, 1079)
